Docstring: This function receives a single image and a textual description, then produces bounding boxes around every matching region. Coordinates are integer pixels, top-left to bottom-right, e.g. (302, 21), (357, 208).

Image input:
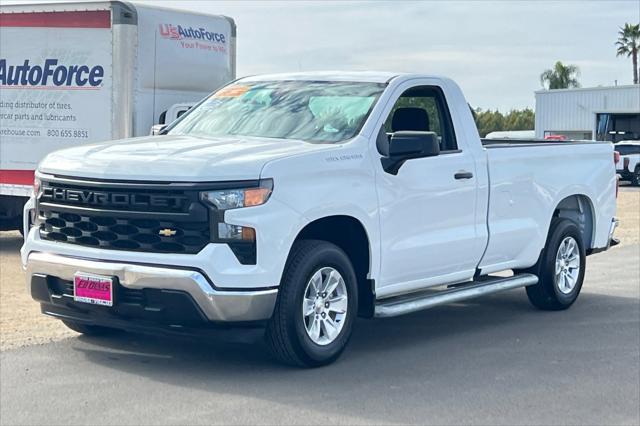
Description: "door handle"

(454, 171), (474, 180)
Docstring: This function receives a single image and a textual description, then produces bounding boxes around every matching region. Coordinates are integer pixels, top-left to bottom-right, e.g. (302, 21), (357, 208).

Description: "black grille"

(38, 179), (211, 254)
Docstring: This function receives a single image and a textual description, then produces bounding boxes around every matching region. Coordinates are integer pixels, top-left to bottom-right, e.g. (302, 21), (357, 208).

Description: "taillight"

(624, 157), (630, 169)
(614, 151), (620, 164)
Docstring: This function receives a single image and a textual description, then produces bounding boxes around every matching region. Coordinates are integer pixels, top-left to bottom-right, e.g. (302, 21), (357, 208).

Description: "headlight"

(199, 179), (273, 265)
(217, 223), (255, 241)
(200, 179), (273, 210)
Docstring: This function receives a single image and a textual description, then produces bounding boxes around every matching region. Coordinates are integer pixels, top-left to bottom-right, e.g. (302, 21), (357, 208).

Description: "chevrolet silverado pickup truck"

(22, 72), (619, 367)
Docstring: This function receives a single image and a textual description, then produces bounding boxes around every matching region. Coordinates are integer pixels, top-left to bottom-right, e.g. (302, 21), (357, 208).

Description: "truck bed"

(477, 138), (616, 274)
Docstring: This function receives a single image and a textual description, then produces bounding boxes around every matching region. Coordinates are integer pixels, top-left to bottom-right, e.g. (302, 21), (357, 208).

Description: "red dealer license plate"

(73, 273), (113, 307)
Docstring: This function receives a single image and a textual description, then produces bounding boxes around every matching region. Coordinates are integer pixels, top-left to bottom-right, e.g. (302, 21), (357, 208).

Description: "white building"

(535, 85), (640, 142)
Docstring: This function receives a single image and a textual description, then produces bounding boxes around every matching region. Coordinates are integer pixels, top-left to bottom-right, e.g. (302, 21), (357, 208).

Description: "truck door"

(373, 84), (483, 297)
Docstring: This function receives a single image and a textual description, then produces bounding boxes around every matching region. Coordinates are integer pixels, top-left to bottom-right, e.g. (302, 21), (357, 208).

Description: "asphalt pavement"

(1, 244), (639, 425)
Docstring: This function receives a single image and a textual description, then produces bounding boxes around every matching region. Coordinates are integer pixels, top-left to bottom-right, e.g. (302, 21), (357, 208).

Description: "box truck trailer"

(0, 1), (236, 231)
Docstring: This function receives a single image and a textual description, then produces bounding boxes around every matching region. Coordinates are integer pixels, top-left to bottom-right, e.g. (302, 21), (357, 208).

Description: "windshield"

(167, 81), (386, 143)
(615, 144), (640, 155)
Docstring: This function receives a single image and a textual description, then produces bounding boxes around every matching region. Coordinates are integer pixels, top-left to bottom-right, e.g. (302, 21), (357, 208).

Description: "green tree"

(504, 108), (535, 131)
(616, 23), (640, 84)
(473, 108), (535, 137)
(540, 61), (581, 90)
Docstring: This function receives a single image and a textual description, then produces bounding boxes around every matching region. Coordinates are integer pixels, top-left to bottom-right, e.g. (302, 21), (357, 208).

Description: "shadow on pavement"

(0, 231), (22, 253)
(68, 285), (639, 423)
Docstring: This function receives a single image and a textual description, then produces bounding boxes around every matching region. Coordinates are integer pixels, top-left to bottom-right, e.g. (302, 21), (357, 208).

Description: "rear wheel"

(61, 320), (119, 336)
(523, 218), (586, 310)
(265, 240), (357, 367)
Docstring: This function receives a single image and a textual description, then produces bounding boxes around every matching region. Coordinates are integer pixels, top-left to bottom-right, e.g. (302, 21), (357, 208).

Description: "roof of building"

(535, 84), (639, 95)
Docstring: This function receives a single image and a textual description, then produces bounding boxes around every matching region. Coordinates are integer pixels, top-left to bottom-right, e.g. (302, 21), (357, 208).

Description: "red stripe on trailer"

(0, 170), (35, 186)
(0, 11), (111, 28)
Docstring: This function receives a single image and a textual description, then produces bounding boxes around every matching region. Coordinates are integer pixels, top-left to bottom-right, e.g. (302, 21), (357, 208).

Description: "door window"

(383, 86), (458, 152)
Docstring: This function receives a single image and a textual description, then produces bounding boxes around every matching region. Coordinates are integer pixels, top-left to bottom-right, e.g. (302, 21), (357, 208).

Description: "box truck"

(0, 1), (236, 231)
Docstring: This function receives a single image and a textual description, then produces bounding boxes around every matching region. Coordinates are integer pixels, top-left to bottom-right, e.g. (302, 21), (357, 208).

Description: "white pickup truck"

(614, 141), (640, 186)
(22, 72), (619, 367)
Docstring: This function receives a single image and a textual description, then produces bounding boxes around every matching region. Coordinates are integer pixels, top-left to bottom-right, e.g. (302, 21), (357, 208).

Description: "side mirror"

(381, 131), (440, 174)
(150, 124), (167, 136)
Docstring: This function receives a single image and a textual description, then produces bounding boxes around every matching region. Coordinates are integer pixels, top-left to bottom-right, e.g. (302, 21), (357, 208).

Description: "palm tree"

(616, 23), (640, 84)
(540, 61), (581, 90)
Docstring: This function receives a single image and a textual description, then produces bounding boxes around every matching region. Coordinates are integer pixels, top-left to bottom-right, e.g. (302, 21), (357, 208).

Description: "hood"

(39, 134), (334, 181)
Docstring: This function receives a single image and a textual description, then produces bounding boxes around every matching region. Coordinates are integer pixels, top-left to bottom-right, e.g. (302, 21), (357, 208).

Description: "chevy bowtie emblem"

(158, 228), (177, 237)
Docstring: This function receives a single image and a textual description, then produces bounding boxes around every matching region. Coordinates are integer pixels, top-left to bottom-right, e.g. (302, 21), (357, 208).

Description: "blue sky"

(7, 0), (640, 110)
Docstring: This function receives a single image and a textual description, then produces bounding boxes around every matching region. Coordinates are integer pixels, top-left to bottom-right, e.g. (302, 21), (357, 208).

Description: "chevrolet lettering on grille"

(41, 187), (187, 209)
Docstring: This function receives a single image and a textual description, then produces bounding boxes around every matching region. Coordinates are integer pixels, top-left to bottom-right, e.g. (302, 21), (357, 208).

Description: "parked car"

(544, 134), (568, 141)
(485, 130), (535, 139)
(614, 141), (640, 186)
(22, 72), (618, 367)
(0, 1), (236, 232)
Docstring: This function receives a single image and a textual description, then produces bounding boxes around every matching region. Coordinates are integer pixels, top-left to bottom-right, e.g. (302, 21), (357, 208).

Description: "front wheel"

(265, 240), (358, 367)
(523, 218), (586, 311)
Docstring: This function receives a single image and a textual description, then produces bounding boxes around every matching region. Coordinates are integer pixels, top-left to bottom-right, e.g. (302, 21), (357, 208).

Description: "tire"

(631, 166), (640, 187)
(522, 218), (586, 311)
(61, 320), (119, 336)
(265, 240), (358, 367)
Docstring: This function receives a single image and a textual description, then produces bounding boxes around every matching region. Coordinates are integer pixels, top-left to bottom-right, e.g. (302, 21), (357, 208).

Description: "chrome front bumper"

(25, 252), (278, 322)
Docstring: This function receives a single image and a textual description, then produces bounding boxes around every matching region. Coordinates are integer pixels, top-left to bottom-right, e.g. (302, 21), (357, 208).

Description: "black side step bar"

(374, 273), (538, 318)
